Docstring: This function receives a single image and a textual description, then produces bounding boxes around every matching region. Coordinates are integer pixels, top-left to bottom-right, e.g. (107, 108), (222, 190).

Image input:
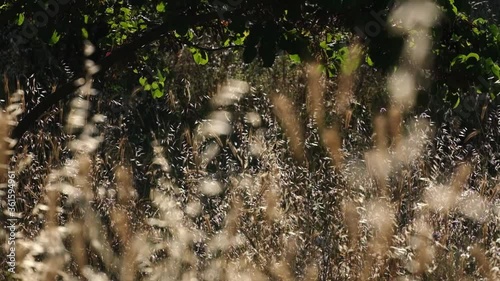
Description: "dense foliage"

(0, 0), (499, 139)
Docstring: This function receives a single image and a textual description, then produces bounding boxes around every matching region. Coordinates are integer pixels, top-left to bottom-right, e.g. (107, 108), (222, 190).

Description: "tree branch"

(178, 38), (244, 52)
(11, 12), (220, 143)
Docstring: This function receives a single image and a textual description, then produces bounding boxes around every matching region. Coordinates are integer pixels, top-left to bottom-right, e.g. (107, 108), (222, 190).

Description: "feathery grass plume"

(198, 141), (220, 169)
(271, 93), (306, 164)
(14, 40), (123, 280)
(244, 111), (262, 128)
(387, 0), (440, 112)
(387, 70), (417, 111)
(373, 114), (388, 150)
(115, 165), (137, 205)
(393, 118), (431, 165)
(249, 127), (266, 158)
(117, 223), (142, 281)
(263, 186), (282, 222)
(0, 89), (23, 184)
(451, 162), (472, 194)
(306, 63), (325, 129)
(0, 112), (9, 183)
(389, 0), (440, 63)
(408, 218), (435, 275)
(199, 178), (223, 196)
(371, 2), (442, 279)
(270, 238), (298, 281)
(470, 244), (496, 280)
(424, 183), (457, 213)
(360, 199), (396, 279)
(75, 154), (93, 201)
(303, 264), (319, 281)
(68, 222), (87, 275)
(321, 126), (343, 169)
(335, 43), (362, 127)
(387, 107), (402, 146)
(211, 79), (250, 107)
(223, 196), (243, 243)
(44, 187), (60, 230)
(457, 190), (490, 222)
(193, 110), (232, 159)
(6, 89), (24, 121)
(65, 41), (99, 134)
(151, 139), (171, 173)
(366, 114), (390, 196)
(425, 163), (472, 216)
(364, 148), (391, 196)
(342, 200), (360, 248)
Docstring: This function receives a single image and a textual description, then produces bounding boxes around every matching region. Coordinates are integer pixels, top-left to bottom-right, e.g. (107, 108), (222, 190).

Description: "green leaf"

(156, 2), (166, 12)
(453, 96), (460, 109)
(289, 54), (301, 63)
(193, 50), (209, 65)
(120, 22), (130, 28)
(157, 69), (165, 82)
(139, 77), (147, 86)
(120, 7), (131, 15)
(83, 15), (89, 24)
(49, 30), (60, 45)
(473, 18), (487, 25)
(365, 55), (374, 66)
(451, 55), (464, 67)
(187, 30), (194, 41)
(153, 89), (163, 98)
(17, 13), (24, 26)
(486, 58), (500, 79)
(81, 28), (88, 39)
(144, 84), (151, 91)
(489, 24), (499, 41)
(449, 0), (458, 15)
(327, 68), (334, 78)
(151, 82), (159, 89)
(465, 52), (480, 61)
(233, 36), (245, 46)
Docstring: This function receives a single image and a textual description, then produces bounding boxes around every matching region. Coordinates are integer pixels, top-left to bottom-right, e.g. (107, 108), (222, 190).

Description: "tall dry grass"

(1, 0), (499, 280)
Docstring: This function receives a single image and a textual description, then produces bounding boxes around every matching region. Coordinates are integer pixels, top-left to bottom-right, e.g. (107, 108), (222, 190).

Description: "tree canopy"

(0, 0), (499, 140)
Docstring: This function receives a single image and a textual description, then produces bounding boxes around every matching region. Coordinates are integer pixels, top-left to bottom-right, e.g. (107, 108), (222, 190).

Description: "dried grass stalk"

(307, 64), (325, 129)
(271, 94), (306, 164)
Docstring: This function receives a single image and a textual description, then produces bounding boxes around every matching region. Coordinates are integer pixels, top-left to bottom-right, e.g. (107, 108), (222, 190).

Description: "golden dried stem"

(271, 94), (306, 164)
(306, 63), (325, 130)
